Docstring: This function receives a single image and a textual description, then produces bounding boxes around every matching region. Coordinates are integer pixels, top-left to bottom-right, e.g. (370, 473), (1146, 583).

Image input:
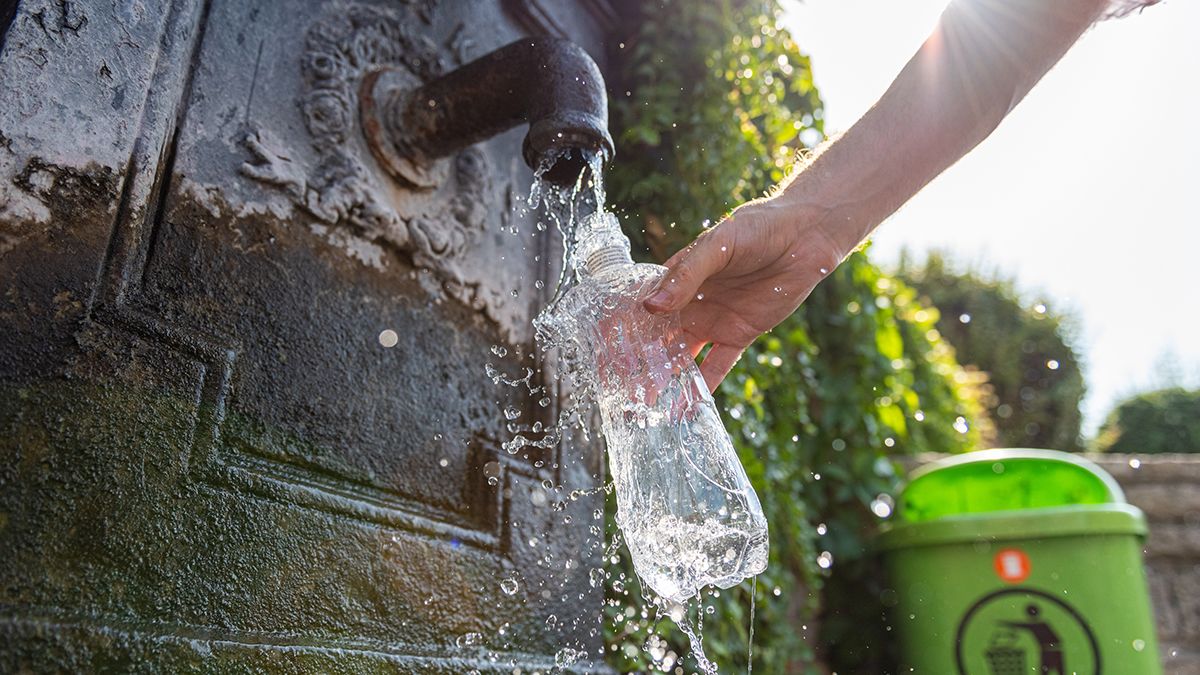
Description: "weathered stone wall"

(1087, 454), (1200, 675)
(1, 0), (620, 671)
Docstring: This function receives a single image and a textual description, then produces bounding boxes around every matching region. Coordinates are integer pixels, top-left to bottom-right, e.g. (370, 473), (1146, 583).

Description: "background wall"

(1089, 454), (1200, 675)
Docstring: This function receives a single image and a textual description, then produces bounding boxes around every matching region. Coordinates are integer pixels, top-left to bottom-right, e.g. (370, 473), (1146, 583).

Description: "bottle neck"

(573, 211), (634, 278)
(583, 244), (633, 276)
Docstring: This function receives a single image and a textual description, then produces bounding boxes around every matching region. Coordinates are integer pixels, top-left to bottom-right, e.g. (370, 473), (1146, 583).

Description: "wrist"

(771, 184), (868, 262)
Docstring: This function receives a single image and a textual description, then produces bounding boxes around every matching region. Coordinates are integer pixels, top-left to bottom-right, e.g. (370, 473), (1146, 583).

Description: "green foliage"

(1094, 387), (1200, 454)
(602, 3), (986, 672)
(896, 252), (1085, 451)
(607, 0), (822, 261)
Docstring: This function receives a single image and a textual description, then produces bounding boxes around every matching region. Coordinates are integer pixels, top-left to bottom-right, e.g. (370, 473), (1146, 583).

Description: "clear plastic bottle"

(539, 212), (768, 603)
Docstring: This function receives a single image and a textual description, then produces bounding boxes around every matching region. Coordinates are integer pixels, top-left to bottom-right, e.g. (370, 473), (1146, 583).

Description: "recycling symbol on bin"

(956, 588), (1100, 675)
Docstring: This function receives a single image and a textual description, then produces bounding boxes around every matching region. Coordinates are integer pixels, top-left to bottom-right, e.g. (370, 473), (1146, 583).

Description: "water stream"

(748, 575), (757, 674)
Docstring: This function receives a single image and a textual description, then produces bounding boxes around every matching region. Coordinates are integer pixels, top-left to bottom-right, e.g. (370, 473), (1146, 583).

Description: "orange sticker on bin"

(994, 548), (1030, 583)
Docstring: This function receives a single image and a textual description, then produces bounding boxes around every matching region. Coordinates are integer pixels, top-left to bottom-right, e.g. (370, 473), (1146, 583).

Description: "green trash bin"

(878, 449), (1161, 675)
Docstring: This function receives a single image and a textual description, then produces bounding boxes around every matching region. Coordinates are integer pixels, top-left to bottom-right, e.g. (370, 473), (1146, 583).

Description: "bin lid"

(897, 448), (1126, 524)
(877, 503), (1145, 550)
(878, 449), (1144, 551)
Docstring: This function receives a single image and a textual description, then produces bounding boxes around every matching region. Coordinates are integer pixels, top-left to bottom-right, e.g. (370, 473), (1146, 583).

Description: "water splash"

(498, 152), (606, 460)
(530, 154), (768, 672)
(493, 150), (765, 673)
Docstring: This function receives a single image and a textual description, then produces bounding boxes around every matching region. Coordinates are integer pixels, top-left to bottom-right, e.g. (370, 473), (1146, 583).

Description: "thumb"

(644, 231), (728, 313)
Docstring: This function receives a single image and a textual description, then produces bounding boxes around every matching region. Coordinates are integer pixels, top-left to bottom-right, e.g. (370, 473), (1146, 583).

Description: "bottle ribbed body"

(547, 213), (768, 602)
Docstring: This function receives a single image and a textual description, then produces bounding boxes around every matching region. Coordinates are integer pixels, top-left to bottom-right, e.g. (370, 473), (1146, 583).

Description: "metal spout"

(361, 38), (614, 188)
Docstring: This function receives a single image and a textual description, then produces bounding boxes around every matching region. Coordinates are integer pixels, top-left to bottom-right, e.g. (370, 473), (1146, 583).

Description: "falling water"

(495, 151), (604, 460)
(748, 575), (757, 674)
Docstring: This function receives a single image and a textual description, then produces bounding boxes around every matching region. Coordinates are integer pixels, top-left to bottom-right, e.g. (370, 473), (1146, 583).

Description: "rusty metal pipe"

(361, 38), (613, 187)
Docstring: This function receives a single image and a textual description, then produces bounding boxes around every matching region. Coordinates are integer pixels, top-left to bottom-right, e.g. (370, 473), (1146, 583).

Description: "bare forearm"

(644, 0), (1154, 388)
(777, 0), (1108, 257)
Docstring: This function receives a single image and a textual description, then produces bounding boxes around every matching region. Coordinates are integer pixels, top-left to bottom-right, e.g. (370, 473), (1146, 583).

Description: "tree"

(896, 251), (1085, 451)
(1094, 388), (1200, 454)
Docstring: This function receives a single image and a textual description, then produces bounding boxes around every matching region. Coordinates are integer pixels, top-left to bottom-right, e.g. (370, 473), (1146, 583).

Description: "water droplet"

(816, 523), (827, 535)
(870, 494), (894, 518)
(695, 293), (704, 300)
(535, 279), (545, 289)
(773, 286), (782, 293)
(1046, 359), (1060, 370)
(538, 396), (551, 407)
(487, 476), (499, 486)
(1129, 458), (1141, 469)
(819, 267), (829, 275)
(504, 406), (521, 420)
(1133, 639), (1146, 652)
(959, 313), (971, 324)
(589, 567), (605, 588)
(378, 329), (398, 348)
(541, 479), (554, 490)
(455, 632), (483, 648)
(510, 289), (519, 298)
(817, 551), (834, 569)
(500, 576), (519, 595)
(490, 344), (508, 357)
(555, 647), (583, 667)
(667, 603), (685, 623)
(953, 416), (970, 434)
(438, 457), (449, 467)
(772, 586), (782, 596)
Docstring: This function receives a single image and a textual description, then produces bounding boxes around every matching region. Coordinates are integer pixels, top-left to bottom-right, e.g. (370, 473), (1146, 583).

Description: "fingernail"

(646, 290), (672, 309)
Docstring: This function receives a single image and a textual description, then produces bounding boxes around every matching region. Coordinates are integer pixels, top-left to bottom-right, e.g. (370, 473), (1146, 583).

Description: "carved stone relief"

(240, 3), (503, 317)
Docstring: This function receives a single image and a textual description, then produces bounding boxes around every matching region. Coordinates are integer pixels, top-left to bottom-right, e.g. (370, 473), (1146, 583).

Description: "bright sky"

(782, 0), (1200, 436)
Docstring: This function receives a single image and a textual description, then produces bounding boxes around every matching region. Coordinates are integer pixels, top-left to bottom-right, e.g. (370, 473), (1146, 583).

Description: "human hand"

(642, 196), (848, 391)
